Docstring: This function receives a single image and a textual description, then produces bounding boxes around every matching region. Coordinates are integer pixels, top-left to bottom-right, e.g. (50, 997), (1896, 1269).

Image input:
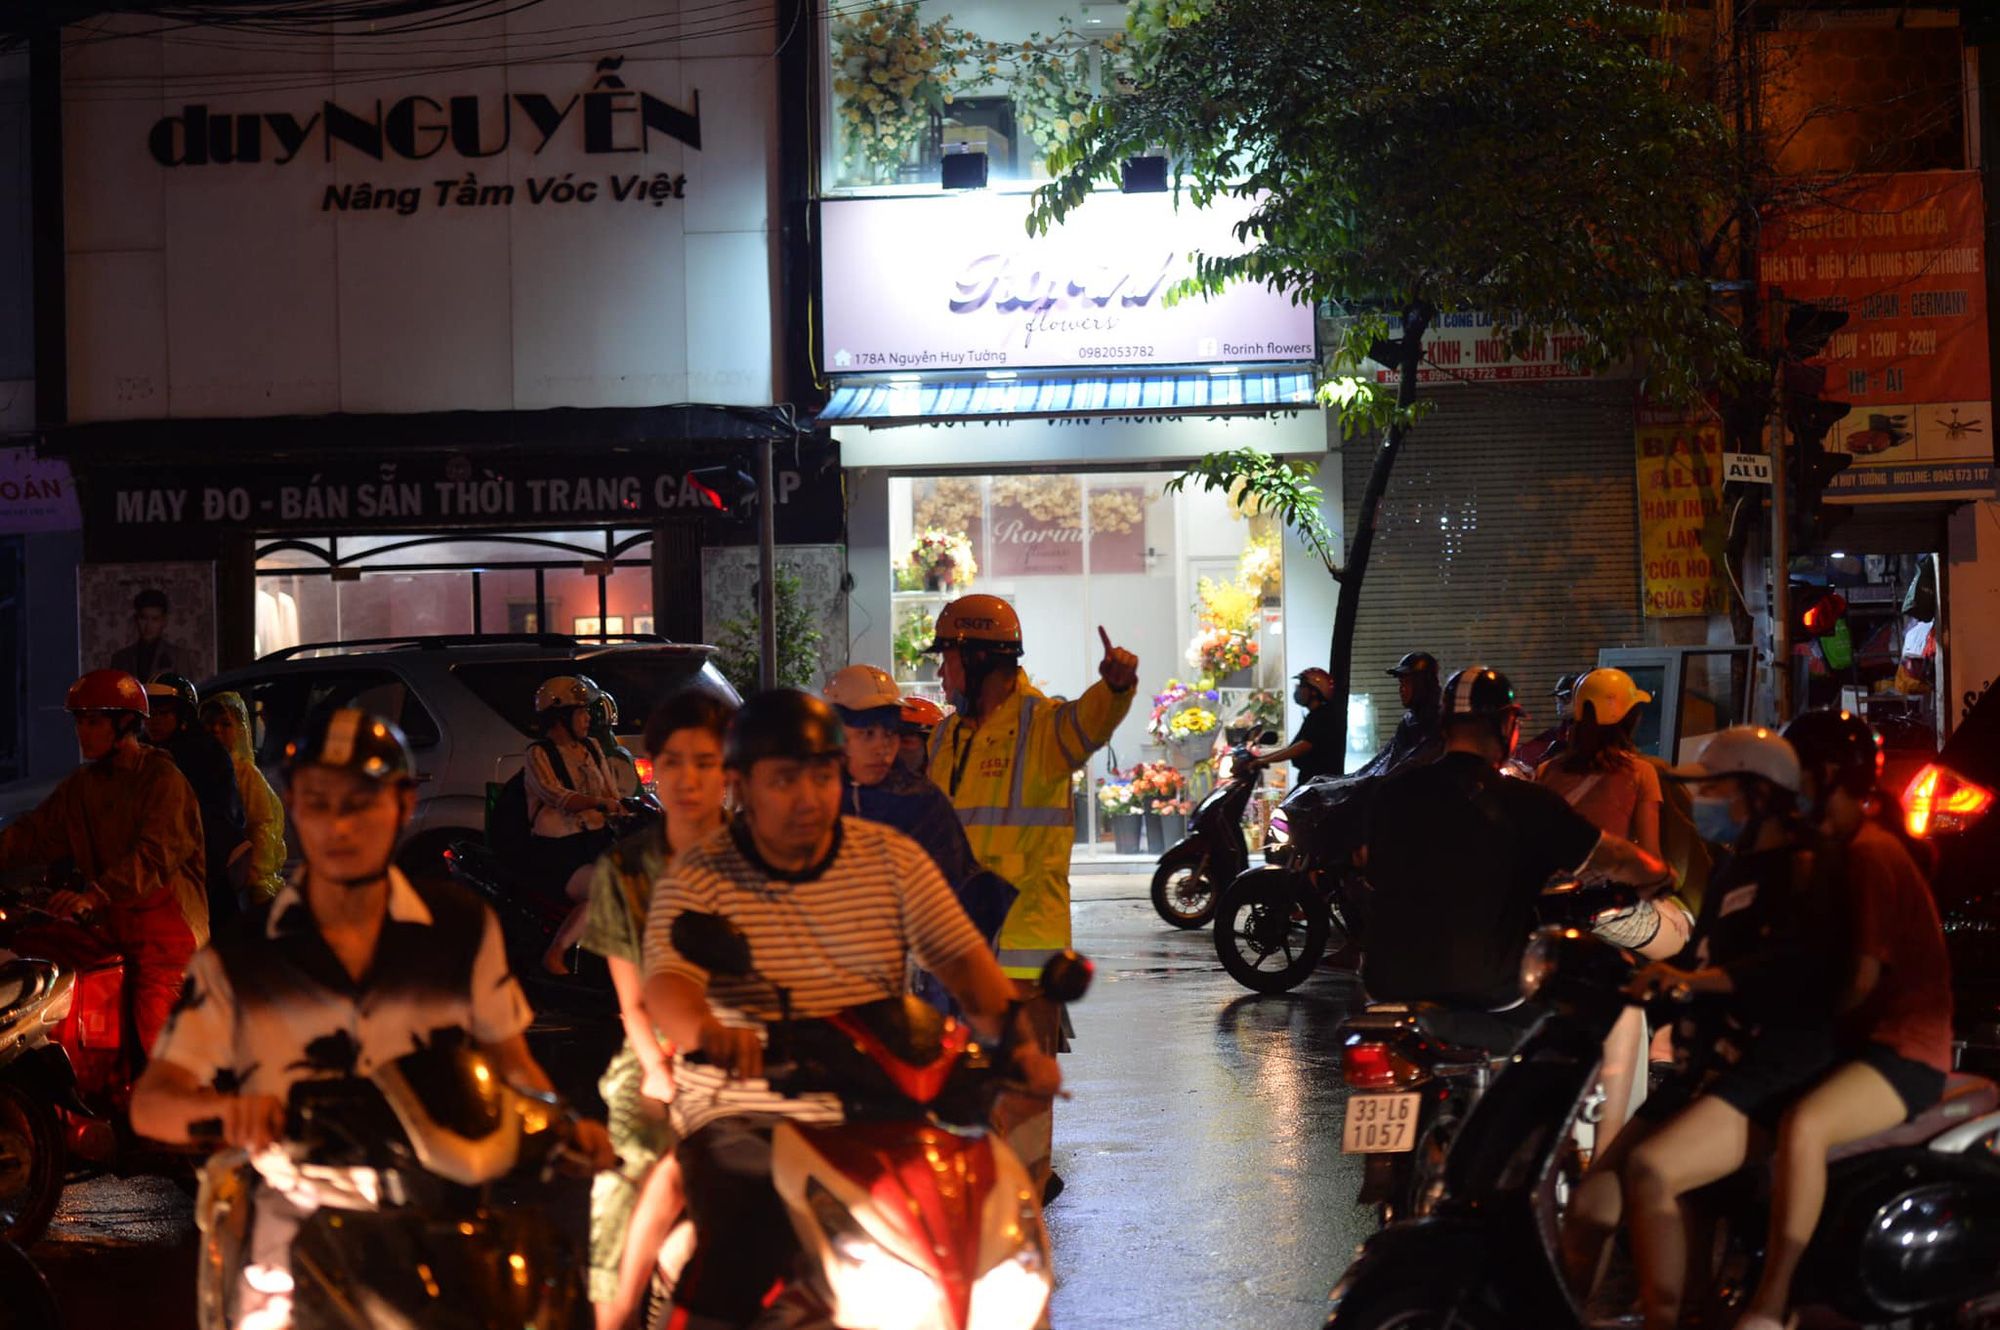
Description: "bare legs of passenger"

(1625, 1097), (1754, 1330)
(1736, 1063), (1905, 1329)
(543, 863), (598, 974)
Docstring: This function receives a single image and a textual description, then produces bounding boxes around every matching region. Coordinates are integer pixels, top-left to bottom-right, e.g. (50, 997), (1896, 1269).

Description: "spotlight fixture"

(942, 151), (990, 190)
(1120, 154), (1169, 193)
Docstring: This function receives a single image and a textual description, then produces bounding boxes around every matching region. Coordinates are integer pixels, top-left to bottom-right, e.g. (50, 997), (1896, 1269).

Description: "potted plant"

(1129, 761), (1187, 851)
(904, 528), (978, 592)
(1189, 627), (1259, 688)
(1165, 704), (1218, 766)
(1154, 797), (1193, 849)
(1096, 776), (1143, 854)
(711, 567), (826, 696)
(893, 606), (939, 681)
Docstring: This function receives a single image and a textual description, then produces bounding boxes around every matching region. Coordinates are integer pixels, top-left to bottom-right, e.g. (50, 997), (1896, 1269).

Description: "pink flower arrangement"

(1125, 761), (1188, 812)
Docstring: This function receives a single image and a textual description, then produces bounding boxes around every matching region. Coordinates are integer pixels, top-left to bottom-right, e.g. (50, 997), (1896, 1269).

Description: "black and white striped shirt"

(642, 817), (986, 1135)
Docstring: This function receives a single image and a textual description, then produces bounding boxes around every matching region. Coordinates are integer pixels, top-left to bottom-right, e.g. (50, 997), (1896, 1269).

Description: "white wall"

(1947, 498), (2000, 728)
(61, 0), (778, 421)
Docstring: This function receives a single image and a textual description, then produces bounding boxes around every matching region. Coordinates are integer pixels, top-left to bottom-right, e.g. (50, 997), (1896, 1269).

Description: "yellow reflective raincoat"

(204, 691), (287, 903)
(929, 678), (1134, 978)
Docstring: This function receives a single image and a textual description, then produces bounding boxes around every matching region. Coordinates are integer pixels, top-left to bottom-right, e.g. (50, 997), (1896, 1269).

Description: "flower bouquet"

(1166, 705), (1218, 764)
(1097, 776), (1143, 852)
(1189, 628), (1259, 685)
(904, 528), (978, 592)
(1147, 678), (1220, 744)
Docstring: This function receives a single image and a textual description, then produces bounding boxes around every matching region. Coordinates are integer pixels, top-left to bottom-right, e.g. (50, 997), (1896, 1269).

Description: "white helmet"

(1667, 725), (1803, 793)
(823, 664), (902, 715)
(534, 675), (594, 715)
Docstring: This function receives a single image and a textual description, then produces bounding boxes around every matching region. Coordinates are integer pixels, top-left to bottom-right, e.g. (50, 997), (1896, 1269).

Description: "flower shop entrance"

(886, 468), (1294, 860)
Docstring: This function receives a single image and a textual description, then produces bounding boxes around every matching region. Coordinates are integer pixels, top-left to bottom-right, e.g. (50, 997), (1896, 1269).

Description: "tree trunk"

(1324, 306), (1432, 765)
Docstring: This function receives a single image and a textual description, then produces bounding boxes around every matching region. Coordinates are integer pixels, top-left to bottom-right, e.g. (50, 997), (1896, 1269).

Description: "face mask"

(1692, 794), (1746, 846)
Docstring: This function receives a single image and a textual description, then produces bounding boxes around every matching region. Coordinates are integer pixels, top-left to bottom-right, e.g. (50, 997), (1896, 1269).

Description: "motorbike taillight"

(634, 756), (656, 789)
(1342, 1041), (1422, 1090)
(1905, 763), (1995, 838)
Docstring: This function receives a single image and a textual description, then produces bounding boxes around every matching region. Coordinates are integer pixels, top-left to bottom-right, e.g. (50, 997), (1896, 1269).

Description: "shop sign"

(81, 449), (842, 546)
(0, 448), (82, 533)
(1365, 313), (1611, 385)
(1760, 171), (1993, 504)
(820, 192), (1315, 373)
(1636, 405), (1730, 617)
(1722, 452), (1774, 484)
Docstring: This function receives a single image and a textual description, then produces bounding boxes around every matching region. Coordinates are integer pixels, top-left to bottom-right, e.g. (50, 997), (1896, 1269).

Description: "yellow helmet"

(1572, 668), (1652, 725)
(925, 594), (1024, 656)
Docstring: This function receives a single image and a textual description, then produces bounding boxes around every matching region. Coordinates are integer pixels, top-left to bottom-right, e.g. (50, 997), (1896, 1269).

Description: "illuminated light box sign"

(820, 192), (1316, 373)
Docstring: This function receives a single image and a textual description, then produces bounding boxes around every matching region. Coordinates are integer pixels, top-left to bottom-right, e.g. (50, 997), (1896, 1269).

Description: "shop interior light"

(1121, 154), (1170, 193)
(887, 373), (922, 384)
(985, 370), (1017, 380)
(1207, 366), (1240, 375)
(941, 151), (990, 190)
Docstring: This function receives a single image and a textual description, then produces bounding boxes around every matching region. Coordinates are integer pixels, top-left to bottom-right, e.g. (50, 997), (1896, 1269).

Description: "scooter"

(1335, 881), (1648, 1229)
(1326, 920), (2000, 1330)
(1212, 772), (1376, 994)
(1152, 730), (1279, 929)
(669, 910), (1094, 1330)
(191, 1044), (599, 1330)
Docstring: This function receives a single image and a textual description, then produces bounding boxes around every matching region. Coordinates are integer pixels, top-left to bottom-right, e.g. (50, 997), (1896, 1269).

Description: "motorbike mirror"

(1257, 730), (1279, 746)
(1037, 950), (1094, 1005)
(671, 910), (755, 978)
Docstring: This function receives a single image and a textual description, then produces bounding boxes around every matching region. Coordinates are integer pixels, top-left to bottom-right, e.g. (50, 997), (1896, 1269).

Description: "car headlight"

(1519, 930), (1562, 999)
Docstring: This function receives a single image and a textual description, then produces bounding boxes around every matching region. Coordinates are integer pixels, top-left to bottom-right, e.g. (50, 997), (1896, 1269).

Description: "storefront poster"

(1365, 313), (1613, 385)
(78, 562), (217, 682)
(1759, 171), (1993, 503)
(0, 448), (81, 533)
(820, 192), (1316, 373)
(1087, 485), (1149, 575)
(988, 476), (1083, 577)
(1635, 406), (1730, 617)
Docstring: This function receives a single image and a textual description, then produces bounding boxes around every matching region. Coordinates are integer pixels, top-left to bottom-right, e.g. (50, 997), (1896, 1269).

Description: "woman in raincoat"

(199, 691), (287, 904)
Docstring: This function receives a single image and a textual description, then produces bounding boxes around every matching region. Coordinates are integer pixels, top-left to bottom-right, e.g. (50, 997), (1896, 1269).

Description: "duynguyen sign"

(819, 191), (1316, 374)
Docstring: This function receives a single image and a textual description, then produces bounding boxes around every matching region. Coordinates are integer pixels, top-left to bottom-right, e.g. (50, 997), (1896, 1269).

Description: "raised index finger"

(1098, 626), (1113, 654)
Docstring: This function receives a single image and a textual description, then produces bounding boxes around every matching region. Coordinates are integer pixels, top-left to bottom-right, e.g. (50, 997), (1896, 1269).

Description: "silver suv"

(201, 633), (737, 880)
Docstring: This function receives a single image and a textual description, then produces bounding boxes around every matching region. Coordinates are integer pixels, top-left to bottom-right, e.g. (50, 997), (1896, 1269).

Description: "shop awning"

(815, 368), (1318, 426)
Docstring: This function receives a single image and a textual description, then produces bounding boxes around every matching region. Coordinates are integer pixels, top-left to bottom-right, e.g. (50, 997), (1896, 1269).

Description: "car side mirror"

(671, 911), (754, 978)
(1258, 730), (1280, 746)
(1038, 950), (1094, 1005)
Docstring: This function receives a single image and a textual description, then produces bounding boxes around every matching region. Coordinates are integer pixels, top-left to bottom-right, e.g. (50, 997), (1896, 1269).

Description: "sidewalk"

(1070, 872), (1153, 902)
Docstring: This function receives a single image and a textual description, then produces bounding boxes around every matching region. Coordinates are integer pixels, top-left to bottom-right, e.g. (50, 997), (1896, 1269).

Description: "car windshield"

(453, 652), (733, 737)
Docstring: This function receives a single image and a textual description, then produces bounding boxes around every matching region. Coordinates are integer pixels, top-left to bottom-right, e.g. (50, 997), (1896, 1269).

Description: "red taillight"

(1904, 763), (1995, 838)
(1342, 1042), (1421, 1090)
(634, 756), (656, 788)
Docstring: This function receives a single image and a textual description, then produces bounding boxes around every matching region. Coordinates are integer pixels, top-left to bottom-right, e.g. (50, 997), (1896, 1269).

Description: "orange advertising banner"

(1760, 171), (1992, 503)
(1635, 404), (1730, 618)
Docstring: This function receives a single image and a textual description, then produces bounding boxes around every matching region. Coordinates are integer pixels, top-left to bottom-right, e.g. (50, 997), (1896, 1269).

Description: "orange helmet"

(67, 669), (149, 717)
(899, 695), (946, 734)
(925, 594), (1024, 656)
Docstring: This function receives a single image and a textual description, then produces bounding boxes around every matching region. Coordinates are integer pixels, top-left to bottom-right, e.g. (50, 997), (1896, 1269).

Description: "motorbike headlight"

(1519, 930), (1562, 1000)
(971, 1252), (1052, 1330)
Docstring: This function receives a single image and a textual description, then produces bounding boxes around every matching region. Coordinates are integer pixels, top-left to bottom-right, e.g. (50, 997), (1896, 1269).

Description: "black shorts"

(1640, 1027), (1836, 1131)
(1853, 1042), (1948, 1120)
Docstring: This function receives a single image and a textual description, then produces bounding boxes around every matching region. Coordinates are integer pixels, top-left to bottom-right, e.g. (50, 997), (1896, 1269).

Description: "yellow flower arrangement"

(1238, 534), (1282, 594)
(1195, 575), (1260, 636)
(1088, 486), (1151, 535)
(992, 475), (1081, 525)
(1168, 707), (1217, 740)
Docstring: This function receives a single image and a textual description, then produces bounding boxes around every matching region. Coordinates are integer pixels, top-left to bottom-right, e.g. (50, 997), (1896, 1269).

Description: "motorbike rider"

(1731, 710), (1953, 1330)
(896, 694), (946, 774)
(580, 689), (735, 1330)
(199, 691), (288, 905)
(145, 673), (251, 931)
(583, 679), (644, 799)
(526, 675), (628, 972)
(1361, 666), (1673, 1030)
(0, 670), (208, 1057)
(641, 689), (1061, 1330)
(1518, 672), (1584, 769)
(922, 595), (1137, 1199)
(823, 665), (1016, 1013)
(1241, 667), (1344, 783)
(131, 706), (612, 1330)
(1567, 727), (1844, 1330)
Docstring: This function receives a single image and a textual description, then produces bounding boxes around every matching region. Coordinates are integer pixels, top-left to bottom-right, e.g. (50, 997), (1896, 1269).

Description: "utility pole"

(758, 436), (778, 691)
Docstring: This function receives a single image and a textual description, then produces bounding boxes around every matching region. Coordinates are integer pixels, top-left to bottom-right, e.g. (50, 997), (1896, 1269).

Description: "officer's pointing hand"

(1097, 626), (1138, 693)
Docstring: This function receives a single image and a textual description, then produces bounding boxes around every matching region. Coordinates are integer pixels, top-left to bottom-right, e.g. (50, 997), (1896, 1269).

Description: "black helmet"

(724, 689), (846, 770)
(1782, 708), (1882, 797)
(1441, 666), (1521, 720)
(1552, 672), (1583, 701)
(145, 672), (199, 717)
(283, 707), (417, 786)
(1387, 652), (1439, 679)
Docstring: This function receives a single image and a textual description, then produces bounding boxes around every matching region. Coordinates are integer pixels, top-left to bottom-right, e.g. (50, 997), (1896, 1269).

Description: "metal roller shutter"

(1342, 381), (1644, 736)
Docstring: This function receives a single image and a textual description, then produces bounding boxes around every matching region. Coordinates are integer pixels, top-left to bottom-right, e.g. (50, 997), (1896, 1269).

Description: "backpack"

(484, 741), (571, 858)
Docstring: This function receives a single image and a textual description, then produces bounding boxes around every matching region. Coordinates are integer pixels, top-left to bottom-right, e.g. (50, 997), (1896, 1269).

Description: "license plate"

(1342, 1093), (1421, 1153)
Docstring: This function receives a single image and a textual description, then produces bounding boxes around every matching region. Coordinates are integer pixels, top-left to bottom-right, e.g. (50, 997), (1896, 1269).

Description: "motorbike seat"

(1412, 1004), (1534, 1056)
(1827, 1072), (2000, 1162)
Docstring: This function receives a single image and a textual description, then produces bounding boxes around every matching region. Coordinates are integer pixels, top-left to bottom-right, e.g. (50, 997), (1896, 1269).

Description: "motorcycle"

(1212, 773), (1376, 994)
(0, 873), (182, 1245)
(1335, 881), (1647, 1229)
(669, 910), (1094, 1330)
(1326, 920), (2000, 1330)
(191, 1044), (599, 1330)
(1152, 730), (1278, 929)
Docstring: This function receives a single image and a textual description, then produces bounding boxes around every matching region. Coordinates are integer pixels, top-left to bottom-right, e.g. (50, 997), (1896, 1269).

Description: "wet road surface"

(29, 873), (1376, 1330)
